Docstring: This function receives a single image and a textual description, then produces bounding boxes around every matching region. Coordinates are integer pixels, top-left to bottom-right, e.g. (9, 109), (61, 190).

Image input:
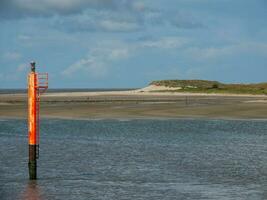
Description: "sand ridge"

(1, 87), (267, 119)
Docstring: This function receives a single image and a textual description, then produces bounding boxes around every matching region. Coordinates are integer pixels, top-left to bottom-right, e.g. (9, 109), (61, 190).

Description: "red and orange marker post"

(28, 62), (48, 180)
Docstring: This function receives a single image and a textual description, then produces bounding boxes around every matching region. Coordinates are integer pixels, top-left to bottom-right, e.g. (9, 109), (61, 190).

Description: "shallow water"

(0, 119), (267, 200)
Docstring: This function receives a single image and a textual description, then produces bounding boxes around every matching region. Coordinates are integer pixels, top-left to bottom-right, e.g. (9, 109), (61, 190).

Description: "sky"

(0, 0), (267, 88)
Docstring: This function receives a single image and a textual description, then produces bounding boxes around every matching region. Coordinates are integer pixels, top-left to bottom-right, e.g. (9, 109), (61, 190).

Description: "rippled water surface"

(1, 119), (267, 200)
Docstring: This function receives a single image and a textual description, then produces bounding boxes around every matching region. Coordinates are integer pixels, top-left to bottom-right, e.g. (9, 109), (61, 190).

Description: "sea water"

(0, 119), (267, 200)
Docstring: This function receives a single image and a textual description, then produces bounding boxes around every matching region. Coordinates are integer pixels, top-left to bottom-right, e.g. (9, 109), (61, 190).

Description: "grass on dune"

(150, 80), (267, 95)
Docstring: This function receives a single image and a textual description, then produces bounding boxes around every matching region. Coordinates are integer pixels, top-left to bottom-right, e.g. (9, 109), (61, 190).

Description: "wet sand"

(1, 91), (267, 120)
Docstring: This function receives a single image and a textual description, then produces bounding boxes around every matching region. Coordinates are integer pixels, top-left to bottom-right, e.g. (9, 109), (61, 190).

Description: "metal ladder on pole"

(36, 95), (40, 159)
(35, 73), (48, 159)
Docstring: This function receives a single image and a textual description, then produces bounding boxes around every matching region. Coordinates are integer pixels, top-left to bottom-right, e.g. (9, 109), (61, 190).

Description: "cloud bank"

(0, 0), (204, 33)
(0, 0), (143, 19)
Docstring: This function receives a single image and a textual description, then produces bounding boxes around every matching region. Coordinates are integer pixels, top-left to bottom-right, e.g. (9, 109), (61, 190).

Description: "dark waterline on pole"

(28, 145), (37, 179)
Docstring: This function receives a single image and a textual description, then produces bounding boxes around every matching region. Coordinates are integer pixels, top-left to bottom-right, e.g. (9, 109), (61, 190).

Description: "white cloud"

(171, 12), (204, 29)
(17, 34), (31, 41)
(16, 63), (28, 72)
(16, 0), (92, 10)
(64, 37), (267, 79)
(0, 0), (145, 19)
(184, 42), (267, 61)
(99, 20), (140, 32)
(62, 57), (106, 77)
(62, 41), (130, 78)
(132, 1), (146, 11)
(140, 37), (189, 49)
(184, 46), (230, 60)
(1, 0), (108, 18)
(108, 48), (129, 60)
(3, 52), (22, 60)
(62, 36), (191, 78)
(245, 42), (267, 55)
(54, 9), (143, 33)
(0, 63), (28, 82)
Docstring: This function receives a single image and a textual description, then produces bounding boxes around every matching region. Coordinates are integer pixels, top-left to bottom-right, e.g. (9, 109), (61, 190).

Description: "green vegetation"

(150, 80), (267, 95)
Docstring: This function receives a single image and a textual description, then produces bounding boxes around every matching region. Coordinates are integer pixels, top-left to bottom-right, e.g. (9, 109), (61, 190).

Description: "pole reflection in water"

(22, 181), (43, 200)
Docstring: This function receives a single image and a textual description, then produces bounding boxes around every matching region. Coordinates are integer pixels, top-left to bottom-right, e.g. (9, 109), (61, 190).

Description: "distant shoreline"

(1, 90), (267, 120)
(0, 88), (137, 95)
(2, 115), (267, 122)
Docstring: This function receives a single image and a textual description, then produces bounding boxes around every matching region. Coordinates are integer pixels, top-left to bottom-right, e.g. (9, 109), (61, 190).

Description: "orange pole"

(28, 72), (37, 145)
(28, 61), (48, 180)
(28, 62), (38, 180)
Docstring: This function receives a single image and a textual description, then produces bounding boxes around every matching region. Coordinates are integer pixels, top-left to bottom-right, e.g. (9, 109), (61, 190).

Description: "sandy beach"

(1, 89), (267, 120)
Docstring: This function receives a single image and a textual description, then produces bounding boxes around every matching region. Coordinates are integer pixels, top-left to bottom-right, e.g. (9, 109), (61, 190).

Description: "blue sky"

(0, 0), (267, 88)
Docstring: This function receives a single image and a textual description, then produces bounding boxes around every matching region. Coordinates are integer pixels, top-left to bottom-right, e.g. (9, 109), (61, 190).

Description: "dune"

(135, 85), (181, 92)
